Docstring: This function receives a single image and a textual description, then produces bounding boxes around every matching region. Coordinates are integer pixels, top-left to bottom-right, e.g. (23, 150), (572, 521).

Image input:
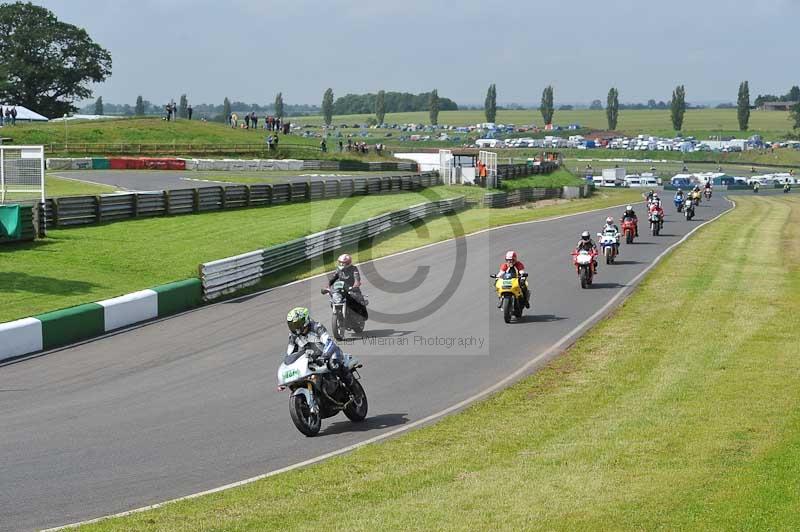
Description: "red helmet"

(505, 250), (517, 263)
(336, 253), (352, 270)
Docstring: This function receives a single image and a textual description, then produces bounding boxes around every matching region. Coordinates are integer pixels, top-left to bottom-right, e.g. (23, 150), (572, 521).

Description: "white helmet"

(626, 205), (633, 211)
(605, 216), (614, 224)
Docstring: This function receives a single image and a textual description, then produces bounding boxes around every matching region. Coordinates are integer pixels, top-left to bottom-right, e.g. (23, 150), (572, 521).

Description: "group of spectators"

(331, 138), (382, 154)
(228, 113), (289, 134)
(0, 106), (18, 126)
(164, 102), (193, 121)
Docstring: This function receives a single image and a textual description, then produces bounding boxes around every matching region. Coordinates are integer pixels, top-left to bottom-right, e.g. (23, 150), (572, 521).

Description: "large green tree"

(789, 86), (800, 102)
(94, 96), (103, 116)
(791, 102), (800, 129)
(737, 81), (750, 131)
(223, 97), (231, 120)
(135, 95), (145, 116)
(178, 94), (188, 119)
(606, 87), (619, 130)
(429, 89), (439, 125)
(322, 88), (334, 126)
(540, 85), (554, 125)
(375, 89), (386, 124)
(0, 1), (112, 117)
(274, 92), (284, 118)
(484, 84), (496, 123)
(670, 84), (686, 131)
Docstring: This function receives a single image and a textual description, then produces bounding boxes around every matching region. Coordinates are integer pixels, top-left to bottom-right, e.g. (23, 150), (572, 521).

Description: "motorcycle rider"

(690, 185), (702, 205)
(674, 188), (685, 202)
(496, 250), (530, 308)
(327, 254), (368, 319)
(575, 231), (598, 274)
(645, 189), (655, 204)
(602, 216), (621, 255)
(621, 205), (639, 237)
(649, 198), (665, 229)
(286, 307), (354, 389)
(753, 181), (760, 192)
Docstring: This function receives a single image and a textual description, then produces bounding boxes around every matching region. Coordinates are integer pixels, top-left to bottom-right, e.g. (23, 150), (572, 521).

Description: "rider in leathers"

(621, 205), (639, 237)
(327, 254), (368, 319)
(575, 231), (599, 273)
(286, 307), (354, 389)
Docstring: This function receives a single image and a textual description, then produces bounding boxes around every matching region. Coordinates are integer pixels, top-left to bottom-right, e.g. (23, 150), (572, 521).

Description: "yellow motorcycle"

(490, 272), (529, 323)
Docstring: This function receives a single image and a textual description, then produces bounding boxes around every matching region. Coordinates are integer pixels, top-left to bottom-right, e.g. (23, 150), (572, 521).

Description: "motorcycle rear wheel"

(289, 394), (322, 437)
(343, 380), (368, 422)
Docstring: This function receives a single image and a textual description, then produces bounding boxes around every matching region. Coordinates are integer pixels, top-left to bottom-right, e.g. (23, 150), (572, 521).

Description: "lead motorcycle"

(277, 338), (368, 436)
(322, 281), (368, 340)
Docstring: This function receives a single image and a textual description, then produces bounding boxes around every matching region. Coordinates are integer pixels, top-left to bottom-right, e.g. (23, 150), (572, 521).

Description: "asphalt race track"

(0, 196), (730, 531)
(51, 170), (414, 192)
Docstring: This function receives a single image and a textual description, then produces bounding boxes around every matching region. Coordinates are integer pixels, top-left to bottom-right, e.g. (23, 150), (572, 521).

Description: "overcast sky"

(34, 0), (800, 107)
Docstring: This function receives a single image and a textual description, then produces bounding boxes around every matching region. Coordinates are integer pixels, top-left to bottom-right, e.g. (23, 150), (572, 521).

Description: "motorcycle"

(753, 184), (760, 194)
(704, 188), (712, 201)
(490, 271), (529, 323)
(649, 210), (663, 236)
(572, 249), (596, 289)
(691, 193), (701, 207)
(277, 338), (368, 436)
(674, 195), (684, 213)
(322, 280), (368, 340)
(621, 217), (637, 245)
(784, 184), (791, 194)
(597, 230), (619, 265)
(684, 199), (695, 221)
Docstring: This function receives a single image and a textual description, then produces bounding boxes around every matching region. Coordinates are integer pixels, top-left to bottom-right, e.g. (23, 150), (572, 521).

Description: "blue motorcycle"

(674, 195), (685, 213)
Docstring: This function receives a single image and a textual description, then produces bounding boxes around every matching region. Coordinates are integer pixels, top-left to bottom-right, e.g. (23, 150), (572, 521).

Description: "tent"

(0, 104), (49, 121)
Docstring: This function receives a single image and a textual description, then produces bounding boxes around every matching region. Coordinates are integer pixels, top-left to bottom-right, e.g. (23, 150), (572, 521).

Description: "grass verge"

(78, 194), (800, 531)
(500, 168), (584, 190)
(3, 175), (119, 202)
(0, 187), (639, 323)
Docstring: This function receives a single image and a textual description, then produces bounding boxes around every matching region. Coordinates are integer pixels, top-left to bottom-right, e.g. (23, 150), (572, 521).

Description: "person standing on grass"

(11, 106), (16, 125)
(0, 106), (4, 126)
(187, 105), (193, 120)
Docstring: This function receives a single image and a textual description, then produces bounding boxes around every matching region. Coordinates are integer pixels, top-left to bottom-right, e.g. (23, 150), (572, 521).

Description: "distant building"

(760, 101), (798, 111)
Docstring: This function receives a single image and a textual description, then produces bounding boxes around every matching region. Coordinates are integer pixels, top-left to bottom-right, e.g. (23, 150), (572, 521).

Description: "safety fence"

(37, 173), (441, 228)
(482, 184), (593, 208)
(45, 156), (420, 173)
(200, 196), (467, 300)
(42, 142), (322, 157)
(497, 161), (559, 184)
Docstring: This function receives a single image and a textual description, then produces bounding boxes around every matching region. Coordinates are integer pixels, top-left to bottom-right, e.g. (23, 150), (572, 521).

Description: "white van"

(624, 175), (642, 187)
(475, 138), (503, 149)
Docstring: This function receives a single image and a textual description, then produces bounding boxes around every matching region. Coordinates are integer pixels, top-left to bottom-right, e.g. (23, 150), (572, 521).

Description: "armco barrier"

(482, 184), (593, 208)
(47, 158), (418, 173)
(39, 172), (441, 228)
(0, 279), (204, 362)
(200, 196), (467, 300)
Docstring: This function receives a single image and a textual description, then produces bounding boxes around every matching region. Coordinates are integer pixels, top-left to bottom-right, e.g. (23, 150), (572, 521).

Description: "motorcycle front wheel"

(502, 296), (512, 323)
(289, 394), (322, 437)
(332, 311), (345, 340)
(626, 231), (633, 245)
(343, 379), (368, 422)
(579, 267), (590, 289)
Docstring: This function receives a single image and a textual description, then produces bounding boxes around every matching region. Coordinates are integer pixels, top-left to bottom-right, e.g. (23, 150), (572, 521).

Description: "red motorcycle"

(621, 217), (637, 244)
(571, 249), (598, 289)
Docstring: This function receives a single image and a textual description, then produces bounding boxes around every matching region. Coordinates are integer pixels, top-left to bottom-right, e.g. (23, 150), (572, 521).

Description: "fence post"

(192, 188), (200, 213)
(95, 195), (102, 224)
(132, 192), (139, 218)
(220, 186), (227, 210)
(245, 185), (251, 207)
(164, 190), (171, 216)
(304, 182), (311, 202)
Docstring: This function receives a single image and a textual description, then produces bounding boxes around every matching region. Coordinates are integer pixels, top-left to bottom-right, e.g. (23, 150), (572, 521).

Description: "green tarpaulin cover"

(0, 204), (22, 239)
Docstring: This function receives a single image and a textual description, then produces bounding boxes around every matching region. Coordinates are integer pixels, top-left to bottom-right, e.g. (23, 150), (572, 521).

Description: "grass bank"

(80, 194), (800, 531)
(0, 187), (639, 323)
(500, 167), (584, 190)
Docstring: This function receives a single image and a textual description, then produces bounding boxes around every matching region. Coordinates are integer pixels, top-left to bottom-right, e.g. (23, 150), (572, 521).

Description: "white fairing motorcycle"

(597, 229), (619, 264)
(277, 337), (368, 436)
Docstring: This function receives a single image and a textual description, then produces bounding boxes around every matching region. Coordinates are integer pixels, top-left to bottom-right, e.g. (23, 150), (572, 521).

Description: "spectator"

(165, 103), (172, 121)
(251, 112), (258, 129)
(10, 106), (15, 125)
(276, 118), (281, 131)
(321, 138), (327, 153)
(244, 113), (250, 129)
(266, 134), (274, 149)
(339, 140), (344, 152)
(0, 106), (4, 126)
(231, 112), (238, 128)
(283, 121), (290, 135)
(5, 107), (10, 125)
(187, 105), (193, 120)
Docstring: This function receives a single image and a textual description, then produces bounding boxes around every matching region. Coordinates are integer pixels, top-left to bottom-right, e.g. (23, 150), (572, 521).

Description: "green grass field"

(78, 194), (800, 532)
(289, 109), (798, 139)
(0, 187), (639, 323)
(3, 175), (119, 202)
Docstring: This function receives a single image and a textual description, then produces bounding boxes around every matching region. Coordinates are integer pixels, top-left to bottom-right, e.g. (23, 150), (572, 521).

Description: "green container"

(92, 157), (111, 170)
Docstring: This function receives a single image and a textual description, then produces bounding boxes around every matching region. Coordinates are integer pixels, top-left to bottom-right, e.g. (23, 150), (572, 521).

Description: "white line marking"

(44, 197), (735, 530)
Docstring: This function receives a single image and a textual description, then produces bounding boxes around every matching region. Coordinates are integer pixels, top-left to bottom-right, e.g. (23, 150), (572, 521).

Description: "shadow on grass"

(321, 412), (409, 437)
(0, 272), (99, 297)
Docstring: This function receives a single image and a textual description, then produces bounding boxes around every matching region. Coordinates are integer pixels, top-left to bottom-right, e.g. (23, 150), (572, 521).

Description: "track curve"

(0, 196), (730, 531)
